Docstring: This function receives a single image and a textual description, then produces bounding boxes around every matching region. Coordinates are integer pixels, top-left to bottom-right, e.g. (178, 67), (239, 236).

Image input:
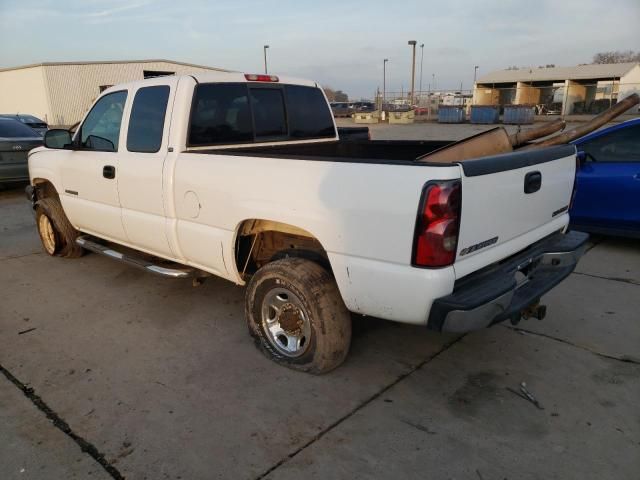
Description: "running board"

(76, 236), (194, 279)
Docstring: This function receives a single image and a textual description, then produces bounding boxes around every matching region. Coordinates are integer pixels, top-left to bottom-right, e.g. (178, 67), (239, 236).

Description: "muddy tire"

(35, 197), (84, 258)
(245, 258), (352, 374)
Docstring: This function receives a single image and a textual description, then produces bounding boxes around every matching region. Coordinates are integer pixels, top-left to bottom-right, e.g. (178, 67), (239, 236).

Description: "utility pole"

(408, 40), (417, 105)
(263, 45), (269, 74)
(383, 58), (388, 111)
(419, 43), (424, 103)
(473, 65), (479, 103)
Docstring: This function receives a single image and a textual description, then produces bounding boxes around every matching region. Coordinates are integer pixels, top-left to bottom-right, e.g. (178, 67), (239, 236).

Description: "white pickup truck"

(27, 71), (588, 373)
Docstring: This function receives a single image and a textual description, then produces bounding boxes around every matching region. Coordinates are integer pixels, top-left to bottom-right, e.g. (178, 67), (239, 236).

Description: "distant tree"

(334, 90), (348, 102)
(323, 86), (348, 102)
(592, 50), (640, 64)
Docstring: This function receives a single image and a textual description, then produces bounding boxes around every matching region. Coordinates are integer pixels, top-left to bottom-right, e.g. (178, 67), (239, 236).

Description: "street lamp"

(408, 40), (417, 105)
(383, 58), (388, 110)
(432, 73), (435, 91)
(419, 43), (424, 101)
(263, 45), (269, 74)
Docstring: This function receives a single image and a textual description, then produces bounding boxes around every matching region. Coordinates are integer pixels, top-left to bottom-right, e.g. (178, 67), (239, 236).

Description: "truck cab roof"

(102, 71), (319, 96)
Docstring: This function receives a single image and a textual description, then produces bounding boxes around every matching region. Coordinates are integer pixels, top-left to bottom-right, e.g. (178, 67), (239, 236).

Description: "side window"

(127, 86), (170, 153)
(285, 85), (335, 138)
(581, 124), (640, 162)
(250, 88), (286, 138)
(188, 83), (252, 146)
(80, 91), (127, 151)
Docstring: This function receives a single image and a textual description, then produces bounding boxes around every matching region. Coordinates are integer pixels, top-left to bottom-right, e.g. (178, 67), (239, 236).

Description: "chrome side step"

(76, 236), (195, 278)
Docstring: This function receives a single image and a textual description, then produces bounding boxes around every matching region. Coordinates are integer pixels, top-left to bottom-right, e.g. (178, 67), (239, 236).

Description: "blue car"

(570, 118), (640, 238)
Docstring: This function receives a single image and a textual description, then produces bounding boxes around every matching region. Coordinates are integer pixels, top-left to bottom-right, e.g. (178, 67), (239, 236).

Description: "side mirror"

(576, 150), (586, 163)
(44, 129), (72, 149)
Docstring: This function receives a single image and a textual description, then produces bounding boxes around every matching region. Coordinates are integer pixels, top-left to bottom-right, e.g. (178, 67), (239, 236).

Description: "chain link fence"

(378, 82), (640, 117)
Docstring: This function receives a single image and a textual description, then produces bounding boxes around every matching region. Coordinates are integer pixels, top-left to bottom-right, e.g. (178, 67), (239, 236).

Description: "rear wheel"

(245, 258), (352, 374)
(35, 197), (84, 258)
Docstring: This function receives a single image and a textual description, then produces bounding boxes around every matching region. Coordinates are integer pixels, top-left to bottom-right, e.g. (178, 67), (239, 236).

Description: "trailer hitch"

(521, 302), (547, 321)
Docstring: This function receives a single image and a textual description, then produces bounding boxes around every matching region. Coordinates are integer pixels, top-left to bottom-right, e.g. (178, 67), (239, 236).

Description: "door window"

(580, 124), (640, 162)
(127, 86), (170, 153)
(80, 91), (127, 151)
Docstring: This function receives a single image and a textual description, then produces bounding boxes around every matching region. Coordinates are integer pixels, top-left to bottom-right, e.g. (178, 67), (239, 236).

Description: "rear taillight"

(412, 180), (461, 267)
(244, 74), (279, 82)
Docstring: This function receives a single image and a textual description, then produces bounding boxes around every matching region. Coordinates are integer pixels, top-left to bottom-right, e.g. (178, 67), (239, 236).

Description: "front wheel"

(35, 197), (84, 258)
(245, 258), (352, 374)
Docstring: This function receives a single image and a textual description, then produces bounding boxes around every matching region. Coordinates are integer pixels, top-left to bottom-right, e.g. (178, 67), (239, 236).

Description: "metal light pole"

(473, 65), (479, 103)
(419, 43), (425, 102)
(432, 73), (435, 91)
(408, 40), (417, 105)
(383, 58), (388, 110)
(263, 45), (269, 74)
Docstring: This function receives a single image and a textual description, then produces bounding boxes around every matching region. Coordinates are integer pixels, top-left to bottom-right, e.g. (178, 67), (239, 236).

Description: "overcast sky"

(1, 0), (638, 98)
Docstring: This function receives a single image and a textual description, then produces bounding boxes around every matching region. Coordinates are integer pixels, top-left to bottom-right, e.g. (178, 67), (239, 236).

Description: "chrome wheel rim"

(38, 214), (56, 254)
(261, 287), (311, 358)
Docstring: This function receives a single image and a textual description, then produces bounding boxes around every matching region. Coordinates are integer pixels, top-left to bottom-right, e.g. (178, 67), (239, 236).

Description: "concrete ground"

(1, 130), (639, 479)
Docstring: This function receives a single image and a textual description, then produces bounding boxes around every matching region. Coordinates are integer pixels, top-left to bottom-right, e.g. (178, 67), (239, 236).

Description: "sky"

(1, 0), (638, 98)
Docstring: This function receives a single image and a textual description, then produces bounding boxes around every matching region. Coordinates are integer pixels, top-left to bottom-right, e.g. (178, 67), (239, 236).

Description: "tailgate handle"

(524, 171), (542, 194)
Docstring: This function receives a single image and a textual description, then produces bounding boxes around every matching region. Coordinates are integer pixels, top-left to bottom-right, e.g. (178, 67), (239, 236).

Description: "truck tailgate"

(454, 145), (577, 279)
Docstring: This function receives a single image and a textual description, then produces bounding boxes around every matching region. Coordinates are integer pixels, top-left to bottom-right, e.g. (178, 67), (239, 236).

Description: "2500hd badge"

(459, 236), (499, 256)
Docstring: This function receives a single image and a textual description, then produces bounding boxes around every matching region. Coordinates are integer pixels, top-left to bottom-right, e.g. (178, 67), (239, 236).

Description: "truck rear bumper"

(427, 230), (589, 333)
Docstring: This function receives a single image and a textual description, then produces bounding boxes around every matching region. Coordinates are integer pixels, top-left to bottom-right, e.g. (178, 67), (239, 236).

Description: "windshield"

(0, 119), (39, 137)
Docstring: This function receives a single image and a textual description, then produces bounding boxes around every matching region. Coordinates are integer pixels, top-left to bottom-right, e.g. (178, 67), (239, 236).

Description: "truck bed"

(192, 139), (454, 164)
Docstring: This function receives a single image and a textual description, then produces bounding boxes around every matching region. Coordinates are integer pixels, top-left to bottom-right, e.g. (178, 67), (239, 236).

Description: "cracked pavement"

(1, 174), (639, 479)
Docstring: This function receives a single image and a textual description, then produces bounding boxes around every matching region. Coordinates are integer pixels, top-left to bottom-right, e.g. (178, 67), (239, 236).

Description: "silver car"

(0, 118), (43, 183)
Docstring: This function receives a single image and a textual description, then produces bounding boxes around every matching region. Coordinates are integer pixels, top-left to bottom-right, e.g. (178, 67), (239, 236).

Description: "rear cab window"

(127, 85), (170, 153)
(188, 82), (335, 146)
(251, 88), (287, 139)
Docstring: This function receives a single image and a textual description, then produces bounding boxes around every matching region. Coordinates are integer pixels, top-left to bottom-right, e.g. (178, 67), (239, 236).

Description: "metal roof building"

(0, 59), (230, 127)
(473, 62), (640, 115)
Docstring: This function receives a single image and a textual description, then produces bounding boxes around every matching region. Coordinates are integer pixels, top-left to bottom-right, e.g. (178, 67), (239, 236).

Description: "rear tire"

(245, 258), (352, 374)
(35, 197), (84, 258)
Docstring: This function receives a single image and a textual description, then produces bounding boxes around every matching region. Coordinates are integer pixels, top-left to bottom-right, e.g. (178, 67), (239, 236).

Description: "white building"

(473, 62), (640, 115)
(0, 59), (229, 127)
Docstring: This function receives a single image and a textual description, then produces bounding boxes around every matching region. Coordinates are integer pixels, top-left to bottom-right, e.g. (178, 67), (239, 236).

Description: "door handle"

(103, 165), (116, 179)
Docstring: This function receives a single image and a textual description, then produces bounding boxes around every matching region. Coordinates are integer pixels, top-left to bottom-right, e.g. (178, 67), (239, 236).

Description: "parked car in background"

(570, 118), (640, 238)
(352, 101), (375, 112)
(330, 102), (352, 118)
(0, 117), (44, 183)
(0, 114), (49, 136)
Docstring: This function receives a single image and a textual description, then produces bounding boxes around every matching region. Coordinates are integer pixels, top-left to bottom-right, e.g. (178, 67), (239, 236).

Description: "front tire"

(35, 197), (84, 258)
(245, 258), (352, 374)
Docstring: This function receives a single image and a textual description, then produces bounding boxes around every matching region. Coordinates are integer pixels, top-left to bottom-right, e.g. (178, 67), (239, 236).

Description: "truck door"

(116, 79), (176, 257)
(61, 90), (128, 242)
